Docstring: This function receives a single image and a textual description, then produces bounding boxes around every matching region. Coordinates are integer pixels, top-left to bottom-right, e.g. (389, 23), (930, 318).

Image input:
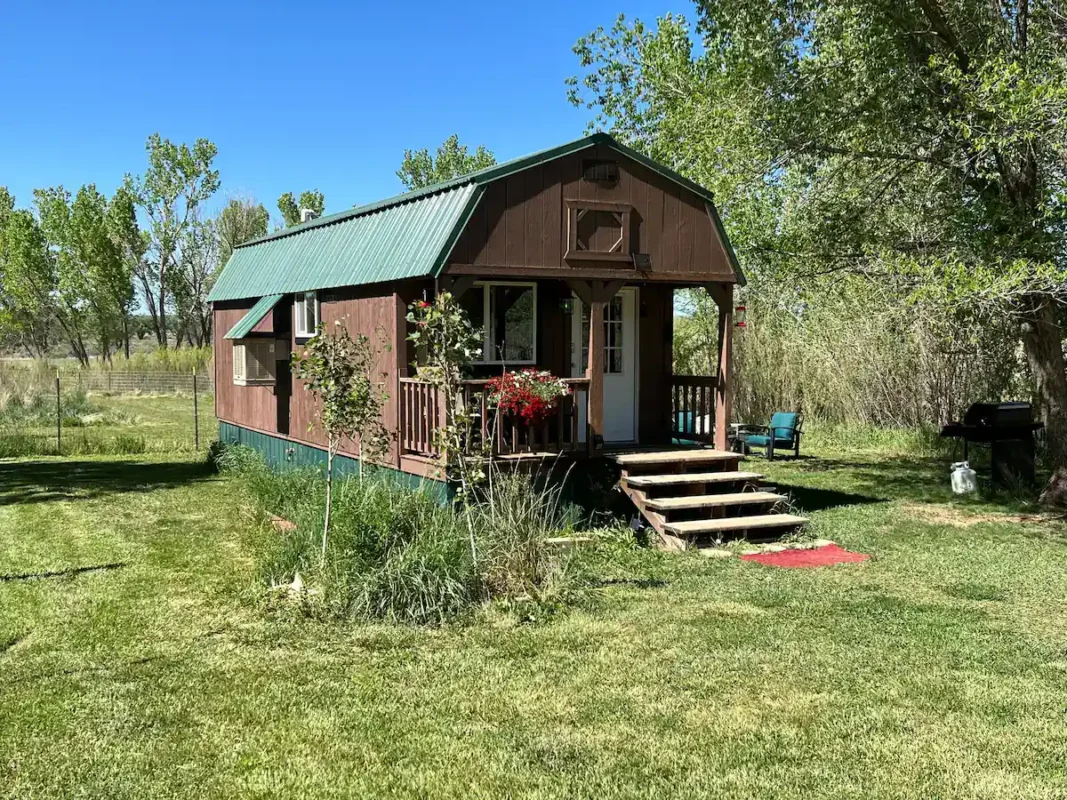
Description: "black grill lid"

(962, 401), (1033, 427)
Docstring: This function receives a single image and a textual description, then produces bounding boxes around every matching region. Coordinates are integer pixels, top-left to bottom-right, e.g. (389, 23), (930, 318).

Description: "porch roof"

(208, 133), (742, 303)
(223, 294), (282, 339)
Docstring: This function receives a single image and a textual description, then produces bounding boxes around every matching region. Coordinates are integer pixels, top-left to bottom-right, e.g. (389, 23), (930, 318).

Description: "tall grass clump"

(219, 447), (577, 625)
(107, 346), (212, 373)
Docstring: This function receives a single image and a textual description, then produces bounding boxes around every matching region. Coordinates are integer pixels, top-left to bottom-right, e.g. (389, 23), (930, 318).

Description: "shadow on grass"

(0, 459), (215, 506)
(778, 484), (885, 512)
(0, 561), (126, 582)
(784, 455), (952, 503)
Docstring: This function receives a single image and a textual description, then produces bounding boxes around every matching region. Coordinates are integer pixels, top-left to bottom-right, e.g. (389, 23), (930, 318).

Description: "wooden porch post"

(567, 279), (624, 454)
(710, 283), (734, 451)
(587, 298), (605, 454)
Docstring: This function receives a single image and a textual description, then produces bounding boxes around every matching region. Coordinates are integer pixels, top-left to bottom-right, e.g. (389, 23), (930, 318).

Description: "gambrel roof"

(208, 133), (740, 303)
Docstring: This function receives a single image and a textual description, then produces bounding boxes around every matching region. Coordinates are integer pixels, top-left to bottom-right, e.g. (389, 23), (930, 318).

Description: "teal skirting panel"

(218, 422), (450, 501)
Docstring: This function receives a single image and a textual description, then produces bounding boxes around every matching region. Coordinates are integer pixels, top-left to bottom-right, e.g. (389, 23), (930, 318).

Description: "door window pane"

(579, 295), (625, 374)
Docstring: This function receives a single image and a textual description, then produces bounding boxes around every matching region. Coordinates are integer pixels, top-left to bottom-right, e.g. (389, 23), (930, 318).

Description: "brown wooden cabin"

(209, 133), (743, 488)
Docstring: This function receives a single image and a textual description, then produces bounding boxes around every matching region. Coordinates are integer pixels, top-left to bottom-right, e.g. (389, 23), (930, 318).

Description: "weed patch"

(221, 447), (580, 624)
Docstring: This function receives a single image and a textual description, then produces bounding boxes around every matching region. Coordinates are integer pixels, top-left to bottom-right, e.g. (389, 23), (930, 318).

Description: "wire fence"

(0, 368), (215, 458)
(54, 369), (215, 394)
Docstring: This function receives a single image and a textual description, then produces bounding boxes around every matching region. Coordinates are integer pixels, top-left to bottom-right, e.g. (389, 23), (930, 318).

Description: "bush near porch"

(219, 446), (579, 624)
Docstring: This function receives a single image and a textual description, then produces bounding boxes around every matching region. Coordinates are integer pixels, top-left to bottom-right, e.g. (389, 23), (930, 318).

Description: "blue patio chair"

(736, 412), (803, 460)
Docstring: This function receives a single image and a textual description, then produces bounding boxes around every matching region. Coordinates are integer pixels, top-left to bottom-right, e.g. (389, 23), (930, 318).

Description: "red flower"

(416, 300), (430, 309)
(486, 370), (571, 426)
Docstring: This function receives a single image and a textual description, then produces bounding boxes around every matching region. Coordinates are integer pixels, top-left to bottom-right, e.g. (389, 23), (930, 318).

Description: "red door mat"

(741, 544), (870, 569)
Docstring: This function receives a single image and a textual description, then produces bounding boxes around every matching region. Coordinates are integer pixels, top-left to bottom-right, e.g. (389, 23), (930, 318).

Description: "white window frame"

(469, 281), (537, 366)
(295, 291), (320, 338)
(233, 339), (279, 386)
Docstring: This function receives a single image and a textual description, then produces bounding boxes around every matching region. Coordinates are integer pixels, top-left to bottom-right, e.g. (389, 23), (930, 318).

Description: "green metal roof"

(208, 132), (739, 303)
(224, 294), (283, 339)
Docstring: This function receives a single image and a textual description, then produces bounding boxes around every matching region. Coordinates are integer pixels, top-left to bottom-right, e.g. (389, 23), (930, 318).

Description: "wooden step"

(625, 470), (763, 488)
(613, 449), (738, 467)
(664, 514), (808, 536)
(645, 491), (784, 511)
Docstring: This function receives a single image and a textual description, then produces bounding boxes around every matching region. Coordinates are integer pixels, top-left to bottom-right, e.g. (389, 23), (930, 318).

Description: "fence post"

(193, 369), (200, 451)
(55, 370), (61, 455)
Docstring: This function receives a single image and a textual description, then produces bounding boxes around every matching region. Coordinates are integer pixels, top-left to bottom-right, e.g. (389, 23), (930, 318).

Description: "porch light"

(735, 305), (747, 328)
(559, 297), (575, 314)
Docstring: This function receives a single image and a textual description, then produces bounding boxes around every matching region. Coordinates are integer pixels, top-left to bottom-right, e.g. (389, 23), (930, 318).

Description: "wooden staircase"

(614, 448), (807, 551)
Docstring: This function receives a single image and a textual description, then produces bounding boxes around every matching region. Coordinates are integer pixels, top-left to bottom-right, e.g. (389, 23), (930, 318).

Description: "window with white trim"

(233, 339), (278, 385)
(580, 294), (625, 374)
(456, 282), (537, 365)
(295, 292), (320, 338)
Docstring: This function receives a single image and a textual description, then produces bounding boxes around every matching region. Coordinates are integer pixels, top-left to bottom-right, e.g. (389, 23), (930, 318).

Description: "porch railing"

(399, 377), (591, 460)
(670, 374), (718, 443)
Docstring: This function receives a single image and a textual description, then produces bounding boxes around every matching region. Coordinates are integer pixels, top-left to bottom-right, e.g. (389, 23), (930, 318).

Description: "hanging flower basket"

(486, 369), (571, 426)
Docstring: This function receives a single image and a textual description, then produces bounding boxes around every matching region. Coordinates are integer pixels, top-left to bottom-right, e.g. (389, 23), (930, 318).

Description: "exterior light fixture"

(559, 297), (575, 314)
(735, 305), (747, 328)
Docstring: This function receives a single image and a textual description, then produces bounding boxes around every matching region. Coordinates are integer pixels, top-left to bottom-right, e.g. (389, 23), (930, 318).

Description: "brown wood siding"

(214, 302), (278, 433)
(215, 285), (405, 467)
(289, 286), (402, 466)
(446, 144), (735, 282)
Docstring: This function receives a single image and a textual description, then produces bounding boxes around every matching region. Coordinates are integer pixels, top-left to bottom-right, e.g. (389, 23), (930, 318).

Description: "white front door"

(570, 287), (639, 443)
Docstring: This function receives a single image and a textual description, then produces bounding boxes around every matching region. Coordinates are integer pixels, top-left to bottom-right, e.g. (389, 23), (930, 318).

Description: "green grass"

(1, 439), (1066, 797)
(0, 392), (215, 457)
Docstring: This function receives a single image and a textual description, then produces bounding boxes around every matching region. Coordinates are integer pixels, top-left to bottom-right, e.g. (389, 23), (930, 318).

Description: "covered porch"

(397, 277), (735, 463)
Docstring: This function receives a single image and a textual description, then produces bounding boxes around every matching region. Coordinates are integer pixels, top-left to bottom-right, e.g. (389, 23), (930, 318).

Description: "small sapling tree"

(291, 320), (390, 559)
(407, 292), (486, 499)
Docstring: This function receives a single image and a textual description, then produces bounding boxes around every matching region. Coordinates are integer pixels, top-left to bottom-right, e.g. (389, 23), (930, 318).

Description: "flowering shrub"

(487, 369), (571, 426)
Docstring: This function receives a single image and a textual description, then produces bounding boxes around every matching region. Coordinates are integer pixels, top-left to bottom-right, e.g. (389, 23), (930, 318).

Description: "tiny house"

(209, 133), (743, 492)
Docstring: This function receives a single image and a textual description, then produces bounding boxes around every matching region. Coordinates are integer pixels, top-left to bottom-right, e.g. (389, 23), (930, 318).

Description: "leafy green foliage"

(216, 196), (269, 264)
(571, 3), (1067, 495)
(396, 134), (496, 190)
(277, 190), (325, 227)
(406, 293), (485, 498)
(291, 322), (391, 557)
(0, 190), (59, 359)
(126, 133), (220, 346)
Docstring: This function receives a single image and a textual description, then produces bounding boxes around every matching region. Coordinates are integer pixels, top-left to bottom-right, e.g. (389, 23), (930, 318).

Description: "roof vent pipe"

(300, 208), (318, 223)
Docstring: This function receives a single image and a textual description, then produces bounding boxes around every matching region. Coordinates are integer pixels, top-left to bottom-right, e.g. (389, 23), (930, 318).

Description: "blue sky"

(0, 0), (682, 220)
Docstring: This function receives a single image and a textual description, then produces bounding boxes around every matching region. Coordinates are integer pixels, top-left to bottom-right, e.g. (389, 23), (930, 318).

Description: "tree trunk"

(122, 316), (130, 359)
(1019, 296), (1067, 507)
(138, 273), (162, 345)
(323, 443), (334, 561)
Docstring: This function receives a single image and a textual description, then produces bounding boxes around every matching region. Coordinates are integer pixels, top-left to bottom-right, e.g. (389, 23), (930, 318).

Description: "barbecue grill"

(941, 401), (1044, 488)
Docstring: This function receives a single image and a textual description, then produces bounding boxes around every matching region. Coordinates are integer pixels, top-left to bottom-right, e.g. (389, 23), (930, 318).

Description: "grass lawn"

(1, 439), (1066, 797)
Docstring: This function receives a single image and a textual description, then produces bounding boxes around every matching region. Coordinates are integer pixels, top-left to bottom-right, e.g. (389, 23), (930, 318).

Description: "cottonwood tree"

(0, 190), (59, 358)
(291, 322), (390, 559)
(277, 190), (325, 227)
(105, 186), (145, 358)
(172, 214), (219, 347)
(126, 133), (220, 347)
(396, 135), (496, 190)
(570, 4), (1067, 504)
(32, 186), (96, 364)
(217, 196), (269, 264)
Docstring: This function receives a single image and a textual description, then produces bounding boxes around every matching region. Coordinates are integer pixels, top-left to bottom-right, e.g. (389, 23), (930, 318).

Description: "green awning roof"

(224, 294), (283, 339)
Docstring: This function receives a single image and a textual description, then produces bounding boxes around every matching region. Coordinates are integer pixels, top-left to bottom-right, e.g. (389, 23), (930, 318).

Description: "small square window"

(233, 339), (278, 386)
(295, 292), (320, 338)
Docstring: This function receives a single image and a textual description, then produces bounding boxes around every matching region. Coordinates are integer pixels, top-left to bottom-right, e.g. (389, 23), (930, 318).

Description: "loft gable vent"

(582, 159), (619, 184)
